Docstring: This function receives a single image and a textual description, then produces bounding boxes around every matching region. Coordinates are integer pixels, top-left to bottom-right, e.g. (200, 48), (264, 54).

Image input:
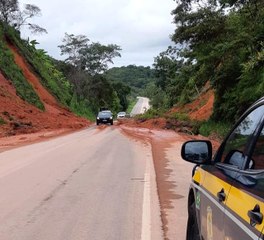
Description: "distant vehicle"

(117, 111), (126, 119)
(181, 96), (264, 240)
(96, 111), (113, 125)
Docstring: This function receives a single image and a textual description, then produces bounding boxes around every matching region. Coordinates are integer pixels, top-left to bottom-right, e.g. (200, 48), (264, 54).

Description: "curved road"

(0, 126), (162, 240)
(130, 97), (150, 116)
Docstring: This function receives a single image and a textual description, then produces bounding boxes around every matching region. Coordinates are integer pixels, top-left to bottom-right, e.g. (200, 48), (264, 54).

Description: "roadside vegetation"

(1, 0), (262, 139)
(140, 0), (264, 139)
(0, 25), (44, 110)
(126, 98), (138, 114)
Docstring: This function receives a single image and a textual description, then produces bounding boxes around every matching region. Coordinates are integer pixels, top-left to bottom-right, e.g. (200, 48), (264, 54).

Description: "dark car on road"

(96, 111), (113, 125)
(181, 97), (264, 240)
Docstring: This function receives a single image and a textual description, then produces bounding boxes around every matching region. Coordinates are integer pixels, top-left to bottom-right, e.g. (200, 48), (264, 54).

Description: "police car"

(181, 97), (264, 240)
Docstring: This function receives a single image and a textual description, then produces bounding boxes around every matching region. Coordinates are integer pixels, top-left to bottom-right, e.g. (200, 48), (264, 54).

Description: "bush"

(199, 120), (230, 139)
(135, 108), (165, 120)
(166, 112), (190, 121)
(69, 95), (94, 121)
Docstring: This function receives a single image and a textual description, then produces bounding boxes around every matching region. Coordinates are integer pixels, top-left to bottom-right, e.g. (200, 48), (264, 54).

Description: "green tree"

(58, 33), (89, 68)
(167, 0), (264, 121)
(58, 33), (121, 75)
(112, 81), (131, 111)
(79, 42), (121, 75)
(82, 74), (121, 113)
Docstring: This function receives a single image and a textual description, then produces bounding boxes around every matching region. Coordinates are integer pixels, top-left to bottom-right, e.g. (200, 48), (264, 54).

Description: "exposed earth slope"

(0, 43), (90, 141)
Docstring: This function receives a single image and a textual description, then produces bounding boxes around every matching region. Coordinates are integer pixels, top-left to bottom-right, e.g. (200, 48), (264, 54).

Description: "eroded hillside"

(0, 43), (90, 139)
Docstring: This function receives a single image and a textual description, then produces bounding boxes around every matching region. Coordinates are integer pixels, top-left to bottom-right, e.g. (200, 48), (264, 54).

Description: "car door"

(198, 162), (236, 239)
(196, 102), (264, 240)
(215, 104), (264, 239)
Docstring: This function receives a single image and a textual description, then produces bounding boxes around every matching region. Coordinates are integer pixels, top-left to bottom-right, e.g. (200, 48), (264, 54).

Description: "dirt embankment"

(0, 43), (90, 148)
(118, 84), (215, 136)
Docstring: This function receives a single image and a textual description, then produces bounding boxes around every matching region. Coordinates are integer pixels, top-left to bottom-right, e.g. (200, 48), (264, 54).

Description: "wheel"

(110, 120), (113, 125)
(186, 200), (200, 240)
(96, 121), (99, 125)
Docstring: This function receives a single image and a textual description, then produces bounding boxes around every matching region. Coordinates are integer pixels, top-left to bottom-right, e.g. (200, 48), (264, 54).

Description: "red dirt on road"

(118, 88), (219, 239)
(0, 41), (219, 239)
(120, 125), (220, 240)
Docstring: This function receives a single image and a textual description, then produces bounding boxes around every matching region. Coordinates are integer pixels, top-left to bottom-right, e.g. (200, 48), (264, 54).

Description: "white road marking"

(141, 157), (151, 240)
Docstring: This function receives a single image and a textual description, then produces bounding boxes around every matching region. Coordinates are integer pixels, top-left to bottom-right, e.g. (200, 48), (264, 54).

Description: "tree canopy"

(58, 33), (121, 75)
(151, 0), (264, 122)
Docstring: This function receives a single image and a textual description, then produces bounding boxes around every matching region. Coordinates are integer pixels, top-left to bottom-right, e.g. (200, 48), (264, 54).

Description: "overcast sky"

(19, 0), (176, 68)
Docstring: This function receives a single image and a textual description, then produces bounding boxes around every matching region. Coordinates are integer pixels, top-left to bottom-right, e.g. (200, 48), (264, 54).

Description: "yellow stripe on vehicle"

(226, 186), (264, 232)
(193, 168), (232, 202)
(193, 168), (264, 235)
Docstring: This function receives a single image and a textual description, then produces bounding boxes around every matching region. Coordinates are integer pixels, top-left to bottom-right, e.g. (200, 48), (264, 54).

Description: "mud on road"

(0, 123), (219, 239)
(119, 126), (198, 240)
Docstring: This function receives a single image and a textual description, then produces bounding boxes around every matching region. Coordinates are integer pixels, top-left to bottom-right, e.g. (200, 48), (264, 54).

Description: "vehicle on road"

(181, 97), (264, 240)
(96, 111), (113, 125)
(117, 111), (126, 119)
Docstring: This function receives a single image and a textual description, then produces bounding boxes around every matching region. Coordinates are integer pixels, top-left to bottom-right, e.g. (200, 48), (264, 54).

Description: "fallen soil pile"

(0, 44), (90, 147)
(119, 85), (215, 136)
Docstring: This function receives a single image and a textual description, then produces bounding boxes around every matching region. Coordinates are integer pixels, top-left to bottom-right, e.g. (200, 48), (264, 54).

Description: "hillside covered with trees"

(105, 65), (157, 97)
(146, 0), (263, 131)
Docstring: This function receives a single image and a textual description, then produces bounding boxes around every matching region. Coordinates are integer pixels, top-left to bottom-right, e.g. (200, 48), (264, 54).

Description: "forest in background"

(104, 65), (157, 97)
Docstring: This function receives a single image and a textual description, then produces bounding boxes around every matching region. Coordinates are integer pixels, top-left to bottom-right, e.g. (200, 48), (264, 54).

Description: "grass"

(166, 112), (190, 121)
(199, 120), (230, 139)
(126, 98), (137, 114)
(0, 32), (44, 110)
(134, 108), (164, 120)
(69, 97), (95, 121)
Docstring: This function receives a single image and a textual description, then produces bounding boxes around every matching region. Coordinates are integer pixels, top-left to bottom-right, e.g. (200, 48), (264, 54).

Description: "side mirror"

(181, 140), (212, 164)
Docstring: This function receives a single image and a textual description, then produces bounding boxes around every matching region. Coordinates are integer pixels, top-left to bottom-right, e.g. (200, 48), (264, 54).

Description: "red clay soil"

(118, 89), (218, 239)
(0, 44), (90, 147)
(120, 85), (215, 133)
(120, 125), (220, 240)
(170, 88), (215, 121)
(117, 118), (167, 130)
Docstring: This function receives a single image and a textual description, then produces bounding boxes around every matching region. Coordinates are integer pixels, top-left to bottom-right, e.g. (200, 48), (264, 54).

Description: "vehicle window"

(98, 112), (111, 117)
(251, 125), (264, 170)
(220, 105), (264, 169)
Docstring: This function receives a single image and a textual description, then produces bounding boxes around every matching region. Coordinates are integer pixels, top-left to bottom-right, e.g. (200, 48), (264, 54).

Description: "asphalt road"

(130, 97), (150, 116)
(0, 126), (163, 240)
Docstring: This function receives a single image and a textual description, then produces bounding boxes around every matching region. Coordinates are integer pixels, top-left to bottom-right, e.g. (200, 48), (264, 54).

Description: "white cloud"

(19, 0), (176, 67)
